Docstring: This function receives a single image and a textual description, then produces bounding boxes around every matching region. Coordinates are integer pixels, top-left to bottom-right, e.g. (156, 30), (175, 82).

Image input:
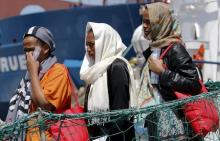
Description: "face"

(142, 8), (151, 39)
(86, 30), (95, 60)
(23, 36), (49, 62)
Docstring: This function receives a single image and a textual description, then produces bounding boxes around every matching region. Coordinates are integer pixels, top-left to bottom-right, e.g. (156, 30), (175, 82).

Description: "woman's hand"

(148, 56), (165, 74)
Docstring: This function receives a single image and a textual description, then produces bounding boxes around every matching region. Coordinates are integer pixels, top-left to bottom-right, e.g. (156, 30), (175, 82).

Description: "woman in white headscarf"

(80, 22), (138, 141)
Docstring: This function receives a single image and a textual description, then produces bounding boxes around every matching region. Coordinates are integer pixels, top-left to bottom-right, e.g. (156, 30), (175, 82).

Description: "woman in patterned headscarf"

(140, 2), (202, 141)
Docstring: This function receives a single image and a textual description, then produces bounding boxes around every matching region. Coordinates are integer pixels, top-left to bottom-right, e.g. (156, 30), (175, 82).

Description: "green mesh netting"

(1, 80), (220, 141)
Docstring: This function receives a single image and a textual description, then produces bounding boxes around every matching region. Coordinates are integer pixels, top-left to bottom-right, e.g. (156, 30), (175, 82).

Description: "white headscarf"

(80, 22), (137, 114)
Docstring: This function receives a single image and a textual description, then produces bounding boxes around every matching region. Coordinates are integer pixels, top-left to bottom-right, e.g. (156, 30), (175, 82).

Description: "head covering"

(131, 25), (150, 67)
(80, 22), (128, 83)
(146, 2), (182, 48)
(80, 22), (137, 121)
(24, 26), (56, 52)
(86, 22), (126, 64)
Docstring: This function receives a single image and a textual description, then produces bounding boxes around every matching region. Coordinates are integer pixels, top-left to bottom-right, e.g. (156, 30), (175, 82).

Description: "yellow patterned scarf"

(146, 2), (182, 48)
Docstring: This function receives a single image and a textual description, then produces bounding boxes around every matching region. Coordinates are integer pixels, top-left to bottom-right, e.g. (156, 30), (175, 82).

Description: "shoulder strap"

(159, 43), (174, 60)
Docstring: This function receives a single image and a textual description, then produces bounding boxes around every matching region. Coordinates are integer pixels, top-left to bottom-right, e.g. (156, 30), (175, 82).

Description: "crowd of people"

(3, 2), (214, 141)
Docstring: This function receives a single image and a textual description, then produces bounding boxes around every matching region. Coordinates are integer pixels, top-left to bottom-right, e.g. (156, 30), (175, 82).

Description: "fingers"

(148, 56), (153, 63)
(26, 51), (34, 60)
(149, 57), (162, 62)
(159, 59), (163, 64)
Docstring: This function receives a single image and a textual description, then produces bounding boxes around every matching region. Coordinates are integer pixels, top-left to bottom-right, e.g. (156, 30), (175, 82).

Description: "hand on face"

(148, 56), (165, 74)
(23, 36), (42, 75)
(26, 51), (40, 75)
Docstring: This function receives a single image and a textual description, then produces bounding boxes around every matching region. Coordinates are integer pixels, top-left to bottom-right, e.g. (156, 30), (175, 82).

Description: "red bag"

(49, 68), (89, 141)
(50, 106), (89, 141)
(160, 43), (219, 136)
